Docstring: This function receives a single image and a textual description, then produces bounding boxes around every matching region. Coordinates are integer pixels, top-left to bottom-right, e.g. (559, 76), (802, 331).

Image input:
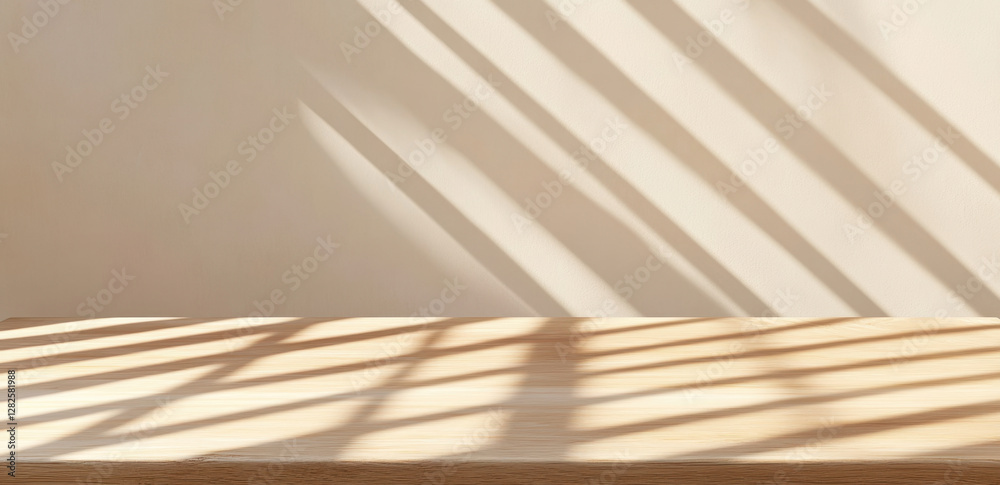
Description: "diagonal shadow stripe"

(295, 73), (568, 317)
(324, 0), (728, 316)
(776, 0), (1000, 197)
(651, 397), (1000, 461)
(490, 0), (885, 316)
(21, 317), (324, 458)
(399, 1), (772, 316)
(627, 0), (1000, 315)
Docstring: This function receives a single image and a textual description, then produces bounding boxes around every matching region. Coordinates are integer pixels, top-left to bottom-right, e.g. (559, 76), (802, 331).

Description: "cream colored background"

(2, 0), (999, 318)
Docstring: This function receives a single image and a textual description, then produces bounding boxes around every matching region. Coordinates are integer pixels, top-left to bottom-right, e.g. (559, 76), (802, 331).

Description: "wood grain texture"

(3, 317), (999, 484)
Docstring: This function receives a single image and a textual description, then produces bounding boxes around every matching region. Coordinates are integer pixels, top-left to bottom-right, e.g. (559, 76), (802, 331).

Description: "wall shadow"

(490, 0), (886, 316)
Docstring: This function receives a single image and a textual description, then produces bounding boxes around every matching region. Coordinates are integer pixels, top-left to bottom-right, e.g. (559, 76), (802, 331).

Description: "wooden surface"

(3, 317), (999, 484)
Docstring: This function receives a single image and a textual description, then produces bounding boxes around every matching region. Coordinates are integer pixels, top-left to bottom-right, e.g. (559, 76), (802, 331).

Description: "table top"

(4, 317), (999, 465)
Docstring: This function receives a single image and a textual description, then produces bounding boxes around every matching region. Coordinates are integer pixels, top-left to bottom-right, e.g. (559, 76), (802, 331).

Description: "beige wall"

(2, 0), (999, 319)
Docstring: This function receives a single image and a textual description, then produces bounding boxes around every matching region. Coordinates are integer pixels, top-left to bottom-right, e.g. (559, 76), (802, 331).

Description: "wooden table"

(3, 317), (999, 483)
